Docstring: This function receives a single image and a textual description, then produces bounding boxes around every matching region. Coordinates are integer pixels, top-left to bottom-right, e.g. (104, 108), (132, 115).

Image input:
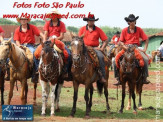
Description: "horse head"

(41, 40), (55, 64)
(120, 45), (137, 74)
(71, 36), (87, 62)
(0, 37), (12, 66)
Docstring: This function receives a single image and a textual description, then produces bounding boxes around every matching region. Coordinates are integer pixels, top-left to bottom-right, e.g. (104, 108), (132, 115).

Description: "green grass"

(149, 62), (163, 71)
(33, 86), (163, 119)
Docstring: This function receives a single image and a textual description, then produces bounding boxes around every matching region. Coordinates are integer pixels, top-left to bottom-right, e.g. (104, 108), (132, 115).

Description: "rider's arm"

(101, 39), (108, 51)
(0, 32), (4, 42)
(16, 40), (21, 47)
(56, 32), (64, 40)
(44, 31), (48, 42)
(143, 39), (148, 53)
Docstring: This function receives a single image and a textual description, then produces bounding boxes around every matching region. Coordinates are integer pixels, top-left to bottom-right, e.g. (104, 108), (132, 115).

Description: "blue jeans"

(65, 46), (72, 73)
(94, 49), (106, 78)
(24, 44), (39, 74)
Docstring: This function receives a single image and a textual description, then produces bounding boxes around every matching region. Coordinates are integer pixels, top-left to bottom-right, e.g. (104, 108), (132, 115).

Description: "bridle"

(39, 48), (61, 82)
(71, 40), (91, 74)
(0, 42), (28, 72)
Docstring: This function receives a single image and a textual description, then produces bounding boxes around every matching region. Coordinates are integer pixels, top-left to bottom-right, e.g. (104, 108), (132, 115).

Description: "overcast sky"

(0, 0), (162, 28)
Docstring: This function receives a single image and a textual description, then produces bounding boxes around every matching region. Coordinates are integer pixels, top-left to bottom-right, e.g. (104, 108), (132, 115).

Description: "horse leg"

(131, 90), (137, 114)
(24, 81), (28, 104)
(88, 84), (93, 112)
(138, 90), (143, 110)
(40, 79), (49, 116)
(50, 83), (57, 116)
(33, 82), (37, 105)
(8, 79), (15, 105)
(70, 81), (79, 117)
(84, 84), (90, 118)
(126, 92), (131, 110)
(104, 84), (110, 114)
(21, 80), (27, 105)
(1, 77), (5, 105)
(119, 83), (126, 113)
(55, 83), (63, 112)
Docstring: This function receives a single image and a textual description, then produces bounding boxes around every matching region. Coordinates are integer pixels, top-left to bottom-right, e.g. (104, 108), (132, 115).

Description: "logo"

(2, 105), (33, 121)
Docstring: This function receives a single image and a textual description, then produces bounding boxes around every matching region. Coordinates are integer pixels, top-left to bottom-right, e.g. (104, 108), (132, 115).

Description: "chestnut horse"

(70, 36), (110, 118)
(39, 40), (65, 116)
(118, 45), (144, 114)
(0, 38), (36, 105)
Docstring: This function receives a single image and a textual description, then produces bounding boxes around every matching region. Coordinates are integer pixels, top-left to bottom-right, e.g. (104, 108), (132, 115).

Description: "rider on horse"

(14, 16), (44, 82)
(114, 14), (150, 85)
(34, 9), (72, 79)
(108, 31), (121, 56)
(78, 14), (108, 83)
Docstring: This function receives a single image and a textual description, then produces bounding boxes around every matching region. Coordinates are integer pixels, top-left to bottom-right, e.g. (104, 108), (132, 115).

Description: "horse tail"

(96, 80), (104, 96)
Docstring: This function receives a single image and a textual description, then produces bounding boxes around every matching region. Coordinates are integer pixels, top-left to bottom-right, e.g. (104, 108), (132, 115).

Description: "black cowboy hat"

(124, 14), (139, 22)
(83, 14), (99, 21)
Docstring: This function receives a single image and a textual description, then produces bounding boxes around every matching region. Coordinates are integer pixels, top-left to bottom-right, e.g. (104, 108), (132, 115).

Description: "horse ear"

(40, 38), (44, 48)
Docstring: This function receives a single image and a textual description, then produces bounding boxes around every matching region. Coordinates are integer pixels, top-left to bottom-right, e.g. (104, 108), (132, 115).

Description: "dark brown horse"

(118, 45), (144, 114)
(39, 40), (65, 116)
(70, 36), (110, 118)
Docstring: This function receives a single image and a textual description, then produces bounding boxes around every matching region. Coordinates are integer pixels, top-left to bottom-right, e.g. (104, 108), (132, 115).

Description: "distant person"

(158, 41), (163, 58)
(110, 31), (121, 45)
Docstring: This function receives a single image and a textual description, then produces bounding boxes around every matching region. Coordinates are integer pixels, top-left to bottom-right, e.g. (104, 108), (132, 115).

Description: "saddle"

(87, 46), (111, 68)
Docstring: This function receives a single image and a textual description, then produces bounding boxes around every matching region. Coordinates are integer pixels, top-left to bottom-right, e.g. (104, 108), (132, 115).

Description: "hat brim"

(83, 18), (99, 21)
(124, 16), (139, 22)
(16, 18), (31, 23)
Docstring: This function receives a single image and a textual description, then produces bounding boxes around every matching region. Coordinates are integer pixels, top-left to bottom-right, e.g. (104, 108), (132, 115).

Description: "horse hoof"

(138, 107), (143, 110)
(41, 114), (46, 117)
(126, 107), (131, 110)
(84, 115), (90, 119)
(133, 110), (137, 115)
(119, 110), (123, 114)
(69, 115), (74, 118)
(55, 108), (60, 112)
(50, 114), (55, 117)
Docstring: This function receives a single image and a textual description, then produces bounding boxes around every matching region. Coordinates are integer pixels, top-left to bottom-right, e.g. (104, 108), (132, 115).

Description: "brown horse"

(70, 36), (110, 118)
(118, 45), (144, 114)
(39, 40), (65, 116)
(0, 38), (35, 105)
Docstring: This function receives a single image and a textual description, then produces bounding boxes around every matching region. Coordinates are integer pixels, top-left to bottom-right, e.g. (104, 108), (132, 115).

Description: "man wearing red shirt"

(79, 14), (108, 83)
(110, 31), (120, 45)
(34, 9), (71, 79)
(14, 16), (44, 82)
(0, 26), (4, 42)
(114, 14), (150, 85)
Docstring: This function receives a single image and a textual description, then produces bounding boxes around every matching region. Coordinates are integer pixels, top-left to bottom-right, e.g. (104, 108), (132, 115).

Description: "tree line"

(0, 18), (163, 41)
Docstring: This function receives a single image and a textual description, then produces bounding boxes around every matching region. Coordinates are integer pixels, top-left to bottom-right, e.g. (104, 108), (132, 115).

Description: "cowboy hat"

(16, 16), (31, 23)
(46, 8), (61, 15)
(124, 14), (139, 22)
(83, 14), (99, 21)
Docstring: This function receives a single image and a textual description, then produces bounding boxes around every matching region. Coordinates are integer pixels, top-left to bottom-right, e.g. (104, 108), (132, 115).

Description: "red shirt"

(44, 20), (66, 37)
(78, 25), (108, 47)
(112, 35), (120, 45)
(14, 24), (40, 44)
(120, 26), (148, 46)
(0, 26), (4, 33)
